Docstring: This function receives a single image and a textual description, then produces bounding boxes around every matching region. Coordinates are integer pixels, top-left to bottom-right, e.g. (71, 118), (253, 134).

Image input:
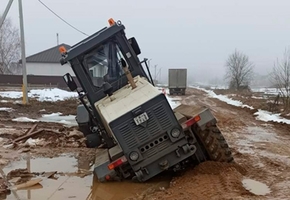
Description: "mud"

(1, 87), (290, 199)
(2, 153), (170, 200)
(0, 98), (78, 120)
(0, 125), (86, 152)
(146, 161), (252, 200)
(176, 88), (290, 199)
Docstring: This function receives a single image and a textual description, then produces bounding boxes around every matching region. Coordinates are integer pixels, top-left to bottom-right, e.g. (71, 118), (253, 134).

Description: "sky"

(2, 0), (290, 84)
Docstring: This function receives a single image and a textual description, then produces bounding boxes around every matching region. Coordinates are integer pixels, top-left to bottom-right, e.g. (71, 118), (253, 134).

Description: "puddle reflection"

(2, 153), (170, 200)
(88, 175), (170, 200)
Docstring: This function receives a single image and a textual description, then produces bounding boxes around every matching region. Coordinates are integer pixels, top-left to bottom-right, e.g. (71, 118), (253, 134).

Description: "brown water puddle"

(88, 176), (170, 200)
(2, 153), (170, 200)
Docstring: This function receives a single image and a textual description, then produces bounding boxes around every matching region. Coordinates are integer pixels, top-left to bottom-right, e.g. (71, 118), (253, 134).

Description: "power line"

(37, 0), (89, 36)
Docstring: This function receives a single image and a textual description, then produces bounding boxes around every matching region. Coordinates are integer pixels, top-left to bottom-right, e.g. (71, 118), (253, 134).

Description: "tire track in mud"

(185, 88), (290, 199)
(144, 88), (290, 200)
(146, 161), (252, 200)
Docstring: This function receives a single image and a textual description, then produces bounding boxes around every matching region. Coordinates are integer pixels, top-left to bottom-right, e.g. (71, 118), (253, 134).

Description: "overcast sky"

(2, 0), (290, 84)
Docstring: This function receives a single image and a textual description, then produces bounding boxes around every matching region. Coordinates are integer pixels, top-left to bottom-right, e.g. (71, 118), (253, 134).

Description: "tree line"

(225, 49), (290, 111)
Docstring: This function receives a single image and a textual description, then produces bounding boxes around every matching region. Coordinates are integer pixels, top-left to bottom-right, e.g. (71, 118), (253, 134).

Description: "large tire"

(194, 124), (234, 163)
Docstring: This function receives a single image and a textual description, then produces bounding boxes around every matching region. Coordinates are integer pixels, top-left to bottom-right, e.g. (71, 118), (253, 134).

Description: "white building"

(24, 43), (75, 76)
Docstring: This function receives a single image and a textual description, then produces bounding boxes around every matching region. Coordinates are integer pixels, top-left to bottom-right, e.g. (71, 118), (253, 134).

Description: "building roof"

(21, 43), (71, 63)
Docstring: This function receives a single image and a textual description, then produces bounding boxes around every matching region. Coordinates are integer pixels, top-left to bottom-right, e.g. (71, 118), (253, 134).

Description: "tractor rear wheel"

(194, 124), (234, 162)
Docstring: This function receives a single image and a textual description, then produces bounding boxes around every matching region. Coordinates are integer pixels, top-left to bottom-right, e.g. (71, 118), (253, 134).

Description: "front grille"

(119, 125), (136, 149)
(154, 106), (172, 130)
(117, 104), (172, 149)
(111, 95), (177, 153)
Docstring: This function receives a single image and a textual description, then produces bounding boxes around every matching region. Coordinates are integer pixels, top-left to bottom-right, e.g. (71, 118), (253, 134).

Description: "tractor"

(59, 18), (233, 182)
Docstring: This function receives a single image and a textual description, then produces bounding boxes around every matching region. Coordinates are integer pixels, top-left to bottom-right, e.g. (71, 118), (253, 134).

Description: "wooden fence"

(0, 74), (80, 89)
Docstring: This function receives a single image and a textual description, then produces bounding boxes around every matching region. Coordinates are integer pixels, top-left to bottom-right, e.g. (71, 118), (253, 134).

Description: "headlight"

(129, 151), (139, 161)
(171, 128), (181, 138)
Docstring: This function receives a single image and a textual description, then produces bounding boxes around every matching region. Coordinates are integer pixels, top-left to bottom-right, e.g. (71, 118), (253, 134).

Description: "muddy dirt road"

(148, 88), (290, 200)
(1, 88), (290, 200)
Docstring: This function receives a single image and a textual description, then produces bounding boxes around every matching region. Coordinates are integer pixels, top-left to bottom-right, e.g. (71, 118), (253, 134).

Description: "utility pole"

(56, 33), (59, 45)
(154, 65), (158, 81)
(157, 67), (162, 83)
(18, 0), (28, 104)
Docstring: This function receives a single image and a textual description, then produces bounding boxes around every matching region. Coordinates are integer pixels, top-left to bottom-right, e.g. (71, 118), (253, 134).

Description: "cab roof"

(63, 23), (126, 62)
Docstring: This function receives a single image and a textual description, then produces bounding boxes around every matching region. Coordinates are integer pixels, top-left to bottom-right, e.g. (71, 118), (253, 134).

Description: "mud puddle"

(2, 153), (171, 200)
(242, 178), (271, 195)
(4, 175), (93, 200)
(88, 176), (170, 200)
(3, 154), (83, 175)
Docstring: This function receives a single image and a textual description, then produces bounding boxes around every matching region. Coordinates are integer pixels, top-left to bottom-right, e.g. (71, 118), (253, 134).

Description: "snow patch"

(0, 107), (13, 112)
(254, 110), (290, 125)
(25, 138), (44, 147)
(191, 86), (254, 109)
(251, 87), (281, 96)
(251, 96), (264, 99)
(29, 88), (78, 102)
(12, 117), (38, 122)
(0, 91), (23, 99)
(192, 87), (290, 125)
(0, 88), (78, 102)
(12, 113), (77, 126)
(39, 112), (77, 126)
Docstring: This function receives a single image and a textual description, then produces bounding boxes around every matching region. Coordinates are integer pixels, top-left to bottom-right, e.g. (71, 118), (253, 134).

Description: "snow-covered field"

(0, 88), (78, 102)
(251, 87), (281, 95)
(190, 86), (290, 125)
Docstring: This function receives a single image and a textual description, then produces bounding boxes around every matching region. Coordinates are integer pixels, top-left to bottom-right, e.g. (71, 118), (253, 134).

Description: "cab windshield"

(82, 41), (127, 87)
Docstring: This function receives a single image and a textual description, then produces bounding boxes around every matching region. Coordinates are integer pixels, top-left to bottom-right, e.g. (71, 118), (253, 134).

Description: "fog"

(2, 0), (290, 86)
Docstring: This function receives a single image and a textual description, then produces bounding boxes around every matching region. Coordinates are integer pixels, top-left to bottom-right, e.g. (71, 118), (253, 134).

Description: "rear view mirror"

(128, 37), (141, 55)
(63, 73), (77, 91)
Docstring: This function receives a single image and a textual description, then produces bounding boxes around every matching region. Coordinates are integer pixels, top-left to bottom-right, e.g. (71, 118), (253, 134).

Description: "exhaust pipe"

(121, 58), (137, 89)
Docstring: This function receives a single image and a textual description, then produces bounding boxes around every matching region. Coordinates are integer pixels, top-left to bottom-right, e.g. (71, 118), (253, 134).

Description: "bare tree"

(0, 16), (21, 74)
(225, 49), (254, 90)
(271, 48), (290, 111)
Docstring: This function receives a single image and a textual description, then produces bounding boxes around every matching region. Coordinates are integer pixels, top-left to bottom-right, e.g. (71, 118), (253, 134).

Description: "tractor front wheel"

(194, 124), (234, 162)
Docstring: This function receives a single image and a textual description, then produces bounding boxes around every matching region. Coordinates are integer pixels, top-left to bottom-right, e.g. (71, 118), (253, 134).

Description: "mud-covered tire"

(194, 124), (234, 163)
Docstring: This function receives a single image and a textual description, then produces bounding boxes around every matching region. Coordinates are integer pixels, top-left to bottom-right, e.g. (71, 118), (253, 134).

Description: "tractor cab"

(59, 19), (154, 148)
(60, 19), (151, 99)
